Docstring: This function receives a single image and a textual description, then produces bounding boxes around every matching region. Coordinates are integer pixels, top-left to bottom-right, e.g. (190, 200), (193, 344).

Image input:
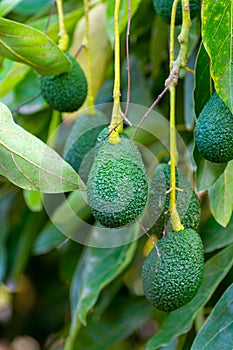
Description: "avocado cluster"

(148, 163), (201, 239)
(142, 228), (204, 312)
(87, 129), (148, 228)
(64, 111), (108, 183)
(195, 92), (233, 163)
(153, 0), (200, 25)
(40, 53), (87, 112)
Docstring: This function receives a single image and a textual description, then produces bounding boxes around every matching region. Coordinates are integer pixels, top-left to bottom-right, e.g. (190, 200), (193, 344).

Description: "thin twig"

(123, 0), (131, 119)
(131, 86), (169, 140)
(45, 0), (56, 33)
(75, 44), (85, 58)
(137, 220), (161, 258)
(12, 93), (42, 114)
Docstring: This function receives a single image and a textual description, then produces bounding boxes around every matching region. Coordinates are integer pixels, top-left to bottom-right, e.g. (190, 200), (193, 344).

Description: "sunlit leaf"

(0, 0), (24, 17)
(0, 18), (71, 75)
(202, 0), (233, 112)
(0, 102), (81, 192)
(191, 283), (233, 350)
(145, 244), (233, 350)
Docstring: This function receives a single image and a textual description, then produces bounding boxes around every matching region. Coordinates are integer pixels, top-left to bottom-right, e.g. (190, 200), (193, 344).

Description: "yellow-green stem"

(64, 319), (81, 350)
(109, 0), (123, 144)
(84, 0), (96, 115)
(56, 0), (69, 51)
(169, 0), (180, 70)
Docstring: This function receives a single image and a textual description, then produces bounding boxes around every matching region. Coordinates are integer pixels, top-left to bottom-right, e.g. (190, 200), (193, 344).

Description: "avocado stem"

(109, 0), (123, 144)
(56, 0), (69, 52)
(168, 0), (191, 232)
(84, 0), (96, 115)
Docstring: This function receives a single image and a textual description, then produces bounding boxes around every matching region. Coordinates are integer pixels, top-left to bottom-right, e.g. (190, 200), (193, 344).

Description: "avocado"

(142, 228), (204, 311)
(64, 111), (108, 183)
(148, 163), (201, 238)
(40, 53), (87, 112)
(195, 92), (233, 163)
(87, 131), (148, 228)
(153, 0), (200, 25)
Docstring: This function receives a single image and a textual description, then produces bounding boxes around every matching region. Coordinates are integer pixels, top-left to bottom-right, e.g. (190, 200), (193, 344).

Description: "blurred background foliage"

(0, 0), (232, 349)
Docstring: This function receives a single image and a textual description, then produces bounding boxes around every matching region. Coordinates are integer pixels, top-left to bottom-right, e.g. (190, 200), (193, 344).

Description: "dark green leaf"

(0, 18), (71, 75)
(194, 43), (212, 117)
(33, 223), (65, 255)
(105, 0), (143, 46)
(202, 214), (233, 252)
(145, 244), (233, 350)
(0, 102), (81, 192)
(12, 0), (54, 15)
(194, 146), (227, 192)
(70, 225), (138, 327)
(202, 0), (233, 112)
(208, 161), (233, 227)
(191, 283), (233, 350)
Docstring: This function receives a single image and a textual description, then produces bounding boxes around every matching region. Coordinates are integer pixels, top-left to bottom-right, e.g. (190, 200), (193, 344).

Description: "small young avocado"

(40, 53), (87, 112)
(148, 163), (201, 239)
(87, 129), (148, 228)
(153, 0), (200, 25)
(64, 111), (108, 183)
(195, 92), (233, 163)
(142, 228), (204, 312)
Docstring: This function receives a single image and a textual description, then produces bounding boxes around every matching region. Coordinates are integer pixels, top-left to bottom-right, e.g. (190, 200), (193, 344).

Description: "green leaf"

(202, 0), (233, 112)
(105, 0), (142, 46)
(23, 190), (43, 212)
(13, 0), (54, 15)
(208, 161), (233, 227)
(0, 18), (71, 76)
(0, 60), (30, 98)
(191, 283), (233, 350)
(33, 223), (65, 255)
(202, 214), (233, 252)
(194, 43), (212, 117)
(194, 146), (227, 192)
(0, 0), (24, 17)
(70, 225), (138, 327)
(145, 244), (233, 350)
(0, 102), (81, 192)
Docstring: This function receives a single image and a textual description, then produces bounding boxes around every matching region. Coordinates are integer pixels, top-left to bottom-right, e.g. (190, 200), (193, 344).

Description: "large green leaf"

(0, 18), (71, 76)
(202, 0), (233, 112)
(194, 146), (227, 192)
(194, 43), (212, 117)
(0, 102), (81, 192)
(69, 225), (138, 329)
(202, 214), (233, 252)
(191, 283), (233, 350)
(0, 0), (24, 17)
(105, 0), (143, 46)
(208, 161), (233, 227)
(145, 244), (233, 350)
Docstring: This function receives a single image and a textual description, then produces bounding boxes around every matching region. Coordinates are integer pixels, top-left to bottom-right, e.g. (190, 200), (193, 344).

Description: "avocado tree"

(0, 0), (232, 349)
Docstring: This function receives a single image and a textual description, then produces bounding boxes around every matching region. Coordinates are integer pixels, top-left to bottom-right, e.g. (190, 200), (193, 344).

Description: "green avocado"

(64, 111), (108, 183)
(148, 163), (201, 239)
(153, 0), (200, 25)
(40, 53), (87, 112)
(142, 228), (204, 312)
(195, 92), (233, 163)
(87, 131), (148, 228)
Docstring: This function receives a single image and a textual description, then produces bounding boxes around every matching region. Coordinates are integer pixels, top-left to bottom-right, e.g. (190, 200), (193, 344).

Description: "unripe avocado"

(148, 164), (201, 239)
(142, 228), (204, 312)
(64, 111), (108, 183)
(195, 92), (233, 163)
(40, 53), (87, 112)
(153, 0), (200, 25)
(87, 131), (148, 228)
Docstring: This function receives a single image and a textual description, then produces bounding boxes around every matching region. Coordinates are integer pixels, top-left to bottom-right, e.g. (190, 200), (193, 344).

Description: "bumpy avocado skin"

(148, 164), (201, 239)
(64, 111), (108, 183)
(40, 53), (87, 112)
(142, 228), (204, 312)
(195, 92), (233, 163)
(87, 132), (148, 228)
(153, 0), (200, 25)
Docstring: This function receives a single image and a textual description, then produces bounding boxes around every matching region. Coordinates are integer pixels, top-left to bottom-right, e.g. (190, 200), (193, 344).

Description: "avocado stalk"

(109, 0), (124, 145)
(56, 0), (69, 52)
(84, 0), (96, 115)
(168, 0), (192, 232)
